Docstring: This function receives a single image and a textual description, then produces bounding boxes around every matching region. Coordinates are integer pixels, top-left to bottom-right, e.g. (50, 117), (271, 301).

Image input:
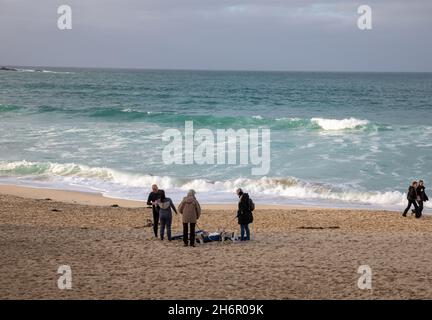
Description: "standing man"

(147, 184), (164, 237)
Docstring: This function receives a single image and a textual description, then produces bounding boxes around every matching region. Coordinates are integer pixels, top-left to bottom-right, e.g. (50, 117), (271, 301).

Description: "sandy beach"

(1, 185), (432, 300)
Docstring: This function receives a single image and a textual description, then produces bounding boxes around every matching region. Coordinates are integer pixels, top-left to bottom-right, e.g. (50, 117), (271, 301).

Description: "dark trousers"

(403, 200), (419, 217)
(240, 224), (250, 241)
(160, 212), (172, 240)
(418, 200), (424, 218)
(183, 223), (196, 246)
(152, 207), (160, 237)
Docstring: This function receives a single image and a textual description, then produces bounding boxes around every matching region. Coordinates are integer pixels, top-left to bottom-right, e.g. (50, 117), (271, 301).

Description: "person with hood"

(415, 180), (429, 218)
(236, 188), (254, 241)
(178, 189), (201, 247)
(147, 184), (164, 237)
(156, 190), (178, 240)
(403, 181), (420, 217)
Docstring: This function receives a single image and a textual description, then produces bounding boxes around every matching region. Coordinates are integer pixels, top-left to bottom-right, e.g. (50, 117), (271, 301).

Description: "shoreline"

(0, 183), (398, 212)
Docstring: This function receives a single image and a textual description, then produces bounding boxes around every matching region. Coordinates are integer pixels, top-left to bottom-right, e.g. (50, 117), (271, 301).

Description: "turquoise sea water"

(1, 68), (432, 209)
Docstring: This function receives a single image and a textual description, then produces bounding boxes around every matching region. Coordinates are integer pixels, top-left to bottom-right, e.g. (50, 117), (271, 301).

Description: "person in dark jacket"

(147, 184), (164, 237)
(415, 180), (429, 218)
(236, 188), (254, 241)
(403, 181), (420, 217)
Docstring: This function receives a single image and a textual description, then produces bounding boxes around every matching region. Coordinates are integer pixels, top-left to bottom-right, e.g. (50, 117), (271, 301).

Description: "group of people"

(403, 180), (428, 218)
(147, 185), (254, 246)
(145, 180), (428, 244)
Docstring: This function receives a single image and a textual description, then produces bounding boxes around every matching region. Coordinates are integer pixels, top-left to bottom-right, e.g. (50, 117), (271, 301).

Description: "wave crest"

(311, 117), (370, 130)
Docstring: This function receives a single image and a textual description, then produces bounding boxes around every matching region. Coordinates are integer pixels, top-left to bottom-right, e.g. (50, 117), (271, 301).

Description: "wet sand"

(1, 185), (432, 299)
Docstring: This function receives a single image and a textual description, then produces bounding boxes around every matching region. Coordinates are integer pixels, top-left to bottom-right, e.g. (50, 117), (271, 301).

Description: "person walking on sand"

(415, 180), (429, 218)
(178, 189), (201, 247)
(157, 190), (178, 241)
(236, 188), (254, 241)
(147, 184), (164, 237)
(403, 181), (420, 217)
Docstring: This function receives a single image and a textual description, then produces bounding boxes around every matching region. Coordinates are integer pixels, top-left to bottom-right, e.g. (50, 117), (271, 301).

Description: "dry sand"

(1, 185), (432, 299)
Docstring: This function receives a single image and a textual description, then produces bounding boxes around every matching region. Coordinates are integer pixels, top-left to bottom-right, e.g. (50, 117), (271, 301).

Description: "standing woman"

(178, 189), (201, 247)
(236, 188), (254, 241)
(403, 181), (420, 217)
(157, 190), (178, 240)
(416, 180), (429, 218)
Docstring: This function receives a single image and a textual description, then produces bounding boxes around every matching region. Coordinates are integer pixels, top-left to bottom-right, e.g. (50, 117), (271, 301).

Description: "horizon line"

(2, 64), (432, 74)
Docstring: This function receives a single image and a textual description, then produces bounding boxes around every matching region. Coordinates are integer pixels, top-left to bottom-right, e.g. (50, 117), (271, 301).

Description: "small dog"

(218, 227), (236, 243)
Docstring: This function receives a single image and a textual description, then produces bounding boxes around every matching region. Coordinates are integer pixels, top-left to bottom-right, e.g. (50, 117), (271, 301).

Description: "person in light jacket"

(178, 189), (201, 247)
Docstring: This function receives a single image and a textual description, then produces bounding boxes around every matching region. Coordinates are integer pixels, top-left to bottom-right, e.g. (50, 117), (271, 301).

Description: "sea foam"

(311, 117), (370, 131)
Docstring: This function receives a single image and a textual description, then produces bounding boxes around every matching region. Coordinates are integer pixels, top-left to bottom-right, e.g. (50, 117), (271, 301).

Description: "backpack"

(249, 198), (255, 212)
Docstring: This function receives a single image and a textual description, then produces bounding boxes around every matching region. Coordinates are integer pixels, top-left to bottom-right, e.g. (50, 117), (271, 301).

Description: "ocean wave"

(311, 117), (370, 131)
(37, 105), (63, 113)
(0, 160), (177, 187)
(38, 106), (380, 131)
(0, 160), (410, 207)
(1, 102), (387, 132)
(181, 176), (407, 206)
(119, 113), (375, 132)
(85, 108), (268, 127)
(15, 68), (72, 74)
(0, 104), (21, 113)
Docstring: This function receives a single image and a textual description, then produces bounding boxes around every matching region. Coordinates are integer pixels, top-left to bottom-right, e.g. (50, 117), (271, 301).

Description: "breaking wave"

(16, 68), (72, 74)
(0, 160), (409, 208)
(310, 117), (370, 130)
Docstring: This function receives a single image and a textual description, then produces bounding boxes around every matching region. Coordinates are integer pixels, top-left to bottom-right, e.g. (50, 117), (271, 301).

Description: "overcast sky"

(1, 0), (431, 71)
